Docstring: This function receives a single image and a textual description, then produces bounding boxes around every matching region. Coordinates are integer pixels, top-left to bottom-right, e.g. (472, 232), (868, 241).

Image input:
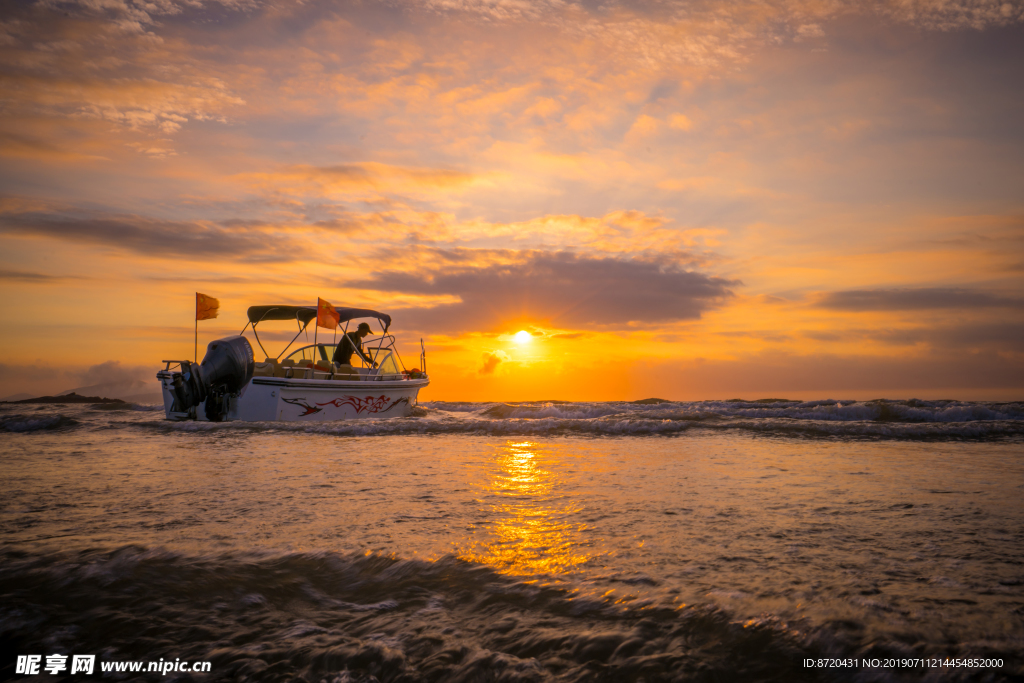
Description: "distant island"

(1, 392), (127, 405)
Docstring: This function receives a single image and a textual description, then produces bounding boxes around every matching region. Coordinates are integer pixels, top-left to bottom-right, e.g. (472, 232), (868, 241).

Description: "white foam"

(127, 398), (1024, 440)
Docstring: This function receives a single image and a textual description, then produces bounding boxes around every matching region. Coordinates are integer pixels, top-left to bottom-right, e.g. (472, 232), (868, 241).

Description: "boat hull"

(158, 372), (428, 422)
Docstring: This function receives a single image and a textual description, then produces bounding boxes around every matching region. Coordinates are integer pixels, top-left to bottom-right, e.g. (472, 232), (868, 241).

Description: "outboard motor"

(170, 361), (206, 413)
(200, 336), (254, 421)
(170, 336), (254, 421)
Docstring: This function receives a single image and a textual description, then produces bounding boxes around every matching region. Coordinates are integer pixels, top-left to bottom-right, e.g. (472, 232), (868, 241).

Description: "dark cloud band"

(0, 211), (291, 261)
(815, 288), (1023, 311)
(349, 250), (737, 330)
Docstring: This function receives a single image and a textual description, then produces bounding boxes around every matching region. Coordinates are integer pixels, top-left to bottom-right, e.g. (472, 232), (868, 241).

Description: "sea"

(1, 398), (1022, 682)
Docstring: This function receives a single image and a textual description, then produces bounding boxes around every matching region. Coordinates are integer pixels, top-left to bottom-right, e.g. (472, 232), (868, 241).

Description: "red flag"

(317, 297), (340, 329)
(196, 292), (219, 321)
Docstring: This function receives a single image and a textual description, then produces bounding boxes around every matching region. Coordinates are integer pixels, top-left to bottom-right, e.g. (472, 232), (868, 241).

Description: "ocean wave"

(16, 398), (1021, 440)
(139, 413), (1024, 440)
(481, 402), (626, 420)
(5, 545), (1018, 681)
(1, 413), (79, 433)
(84, 401), (164, 412)
(129, 402), (165, 411)
(425, 401), (496, 413)
(0, 546), (828, 682)
(426, 399), (1024, 423)
(691, 399), (1024, 423)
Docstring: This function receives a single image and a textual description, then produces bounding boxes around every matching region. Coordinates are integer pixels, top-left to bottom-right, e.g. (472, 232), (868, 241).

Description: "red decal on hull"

(317, 395), (392, 414)
(282, 397), (323, 416)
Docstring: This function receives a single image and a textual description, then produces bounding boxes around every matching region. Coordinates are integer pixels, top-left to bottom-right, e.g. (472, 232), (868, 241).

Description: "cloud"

(447, 211), (712, 255)
(0, 6), (246, 156)
(0, 358), (162, 400)
(0, 268), (84, 282)
(875, 321), (1024, 351)
(421, 0), (568, 22)
(479, 349), (508, 374)
(78, 360), (151, 386)
(0, 361), (75, 393)
(717, 330), (793, 343)
(413, 0), (1024, 67)
(414, 0), (1024, 32)
(795, 23), (825, 41)
(802, 330), (843, 342)
(814, 288), (1023, 311)
(347, 249), (737, 331)
(879, 0), (1024, 30)
(0, 200), (720, 276)
(668, 114), (693, 131)
(0, 209), (291, 261)
(644, 348), (1024, 398)
(37, 0), (260, 32)
(625, 114), (659, 141)
(240, 163), (477, 201)
(0, 132), (108, 162)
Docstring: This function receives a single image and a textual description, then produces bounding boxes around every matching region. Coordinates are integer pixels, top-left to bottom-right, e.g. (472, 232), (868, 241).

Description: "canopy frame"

(239, 304), (392, 361)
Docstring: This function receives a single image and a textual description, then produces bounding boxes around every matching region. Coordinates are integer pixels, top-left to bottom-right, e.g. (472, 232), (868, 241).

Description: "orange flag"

(196, 292), (219, 321)
(317, 297), (340, 329)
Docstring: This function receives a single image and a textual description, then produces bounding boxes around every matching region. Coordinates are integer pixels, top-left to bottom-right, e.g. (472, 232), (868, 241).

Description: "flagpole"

(195, 316), (198, 363)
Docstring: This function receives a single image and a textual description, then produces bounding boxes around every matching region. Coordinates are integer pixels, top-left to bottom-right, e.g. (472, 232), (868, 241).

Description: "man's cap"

(357, 322), (372, 333)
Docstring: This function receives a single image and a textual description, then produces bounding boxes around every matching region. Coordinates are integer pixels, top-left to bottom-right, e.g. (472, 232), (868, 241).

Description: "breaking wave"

(460, 398), (1024, 424)
(140, 398), (1024, 440)
(0, 546), (880, 683)
(5, 398), (1022, 440)
(0, 413), (79, 433)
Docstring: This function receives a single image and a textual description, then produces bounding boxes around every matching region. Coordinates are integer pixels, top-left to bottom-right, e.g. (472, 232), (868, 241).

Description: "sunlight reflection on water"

(460, 440), (592, 574)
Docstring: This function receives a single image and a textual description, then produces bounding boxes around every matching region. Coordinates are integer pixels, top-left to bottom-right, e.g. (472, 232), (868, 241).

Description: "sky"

(0, 0), (1022, 401)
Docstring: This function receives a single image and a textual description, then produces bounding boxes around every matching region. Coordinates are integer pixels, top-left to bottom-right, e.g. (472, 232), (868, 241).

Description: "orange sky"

(1, 0), (1022, 401)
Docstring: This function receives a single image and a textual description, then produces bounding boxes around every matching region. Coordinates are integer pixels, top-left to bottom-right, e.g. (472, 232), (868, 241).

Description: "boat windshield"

(377, 352), (400, 375)
(285, 344), (334, 364)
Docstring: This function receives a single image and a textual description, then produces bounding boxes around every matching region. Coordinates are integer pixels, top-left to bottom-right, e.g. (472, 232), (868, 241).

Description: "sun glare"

(514, 330), (532, 344)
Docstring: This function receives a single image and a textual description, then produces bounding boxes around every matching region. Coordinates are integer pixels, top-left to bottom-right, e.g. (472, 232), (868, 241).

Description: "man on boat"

(333, 322), (378, 368)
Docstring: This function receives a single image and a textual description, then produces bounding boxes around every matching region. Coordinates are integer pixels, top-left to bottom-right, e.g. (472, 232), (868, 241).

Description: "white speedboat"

(157, 305), (429, 422)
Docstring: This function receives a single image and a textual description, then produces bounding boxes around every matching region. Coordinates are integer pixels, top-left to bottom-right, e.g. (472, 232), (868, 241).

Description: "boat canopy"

(247, 305), (317, 325)
(246, 305), (392, 330)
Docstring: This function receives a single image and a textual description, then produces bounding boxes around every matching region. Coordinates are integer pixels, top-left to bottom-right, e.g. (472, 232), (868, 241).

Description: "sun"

(514, 330), (532, 344)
